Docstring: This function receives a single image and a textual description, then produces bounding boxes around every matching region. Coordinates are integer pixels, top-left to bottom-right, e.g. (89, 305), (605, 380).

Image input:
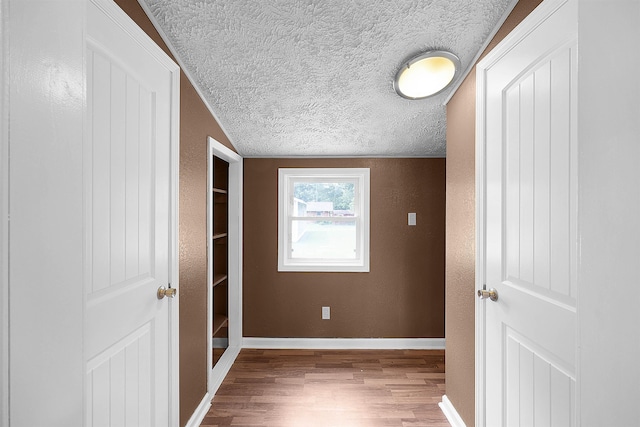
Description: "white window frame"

(278, 168), (370, 272)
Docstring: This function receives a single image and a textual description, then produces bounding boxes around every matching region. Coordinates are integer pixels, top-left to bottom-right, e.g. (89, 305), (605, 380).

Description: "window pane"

(291, 220), (356, 259)
(293, 182), (356, 217)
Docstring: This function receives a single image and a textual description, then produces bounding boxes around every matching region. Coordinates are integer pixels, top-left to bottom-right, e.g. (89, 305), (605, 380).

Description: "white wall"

(578, 0), (640, 425)
(6, 0), (85, 425)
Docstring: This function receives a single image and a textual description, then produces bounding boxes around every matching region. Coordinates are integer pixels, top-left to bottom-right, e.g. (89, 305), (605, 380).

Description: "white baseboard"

(184, 392), (212, 427)
(185, 345), (241, 427)
(439, 395), (467, 427)
(242, 337), (445, 350)
(209, 345), (241, 395)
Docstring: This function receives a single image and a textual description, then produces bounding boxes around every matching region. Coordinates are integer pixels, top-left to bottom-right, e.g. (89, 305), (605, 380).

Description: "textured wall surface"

(113, 1), (235, 425)
(141, 0), (513, 157)
(444, 0), (543, 425)
(243, 158), (445, 338)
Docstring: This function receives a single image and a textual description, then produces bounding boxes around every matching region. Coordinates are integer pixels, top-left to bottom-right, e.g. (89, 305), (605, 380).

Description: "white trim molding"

(184, 392), (213, 427)
(242, 338), (445, 350)
(165, 10), (181, 425)
(186, 346), (241, 427)
(475, 49), (488, 427)
(277, 167), (370, 272)
(209, 345), (241, 395)
(439, 395), (467, 427)
(208, 137), (243, 402)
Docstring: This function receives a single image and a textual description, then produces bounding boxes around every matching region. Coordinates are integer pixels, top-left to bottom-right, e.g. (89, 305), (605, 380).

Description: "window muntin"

(278, 168), (370, 272)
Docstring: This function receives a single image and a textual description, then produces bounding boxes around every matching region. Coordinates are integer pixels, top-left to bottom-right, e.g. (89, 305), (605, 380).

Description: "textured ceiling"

(142, 0), (514, 157)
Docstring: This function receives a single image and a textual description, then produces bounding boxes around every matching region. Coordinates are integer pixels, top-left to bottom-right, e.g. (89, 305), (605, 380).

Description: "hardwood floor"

(200, 349), (450, 427)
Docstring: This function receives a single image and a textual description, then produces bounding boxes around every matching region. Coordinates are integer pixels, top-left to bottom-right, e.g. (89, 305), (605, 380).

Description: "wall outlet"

(322, 306), (330, 320)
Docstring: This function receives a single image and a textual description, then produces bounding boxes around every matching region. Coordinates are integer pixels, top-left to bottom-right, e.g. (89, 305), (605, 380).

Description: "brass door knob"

(157, 286), (177, 300)
(477, 288), (498, 302)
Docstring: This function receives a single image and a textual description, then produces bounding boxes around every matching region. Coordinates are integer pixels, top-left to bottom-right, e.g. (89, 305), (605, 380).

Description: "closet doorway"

(206, 137), (243, 396)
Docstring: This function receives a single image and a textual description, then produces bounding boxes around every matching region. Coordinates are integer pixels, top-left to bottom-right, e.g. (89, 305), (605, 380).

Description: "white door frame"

(1, 0), (9, 423)
(475, 1), (575, 425)
(475, 58), (489, 427)
(167, 32), (181, 427)
(186, 141), (244, 427)
(208, 137), (243, 393)
(187, 137), (241, 427)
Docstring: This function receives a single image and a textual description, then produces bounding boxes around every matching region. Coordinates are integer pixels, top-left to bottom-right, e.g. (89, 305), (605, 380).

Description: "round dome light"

(394, 51), (460, 99)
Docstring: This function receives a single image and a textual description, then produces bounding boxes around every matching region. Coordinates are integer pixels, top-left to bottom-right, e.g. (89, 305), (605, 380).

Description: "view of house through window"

(292, 182), (357, 259)
(278, 168), (370, 272)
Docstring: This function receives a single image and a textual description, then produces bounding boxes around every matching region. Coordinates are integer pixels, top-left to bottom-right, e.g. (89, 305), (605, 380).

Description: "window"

(278, 168), (370, 272)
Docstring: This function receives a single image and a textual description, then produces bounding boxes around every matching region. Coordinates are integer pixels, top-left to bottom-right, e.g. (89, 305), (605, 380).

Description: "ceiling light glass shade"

(394, 51), (460, 99)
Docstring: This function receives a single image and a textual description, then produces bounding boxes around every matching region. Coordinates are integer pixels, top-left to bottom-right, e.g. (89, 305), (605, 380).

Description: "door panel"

(85, 1), (175, 426)
(505, 328), (574, 427)
(479, 0), (577, 425)
(87, 48), (156, 297)
(503, 46), (576, 303)
(87, 325), (152, 427)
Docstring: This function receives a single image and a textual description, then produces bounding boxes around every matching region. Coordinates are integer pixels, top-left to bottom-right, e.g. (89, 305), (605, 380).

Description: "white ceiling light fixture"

(394, 50), (461, 99)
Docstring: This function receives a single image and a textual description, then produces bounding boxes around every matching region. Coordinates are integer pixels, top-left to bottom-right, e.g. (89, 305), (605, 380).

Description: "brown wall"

(444, 0), (543, 425)
(112, 1), (235, 425)
(244, 158), (445, 338)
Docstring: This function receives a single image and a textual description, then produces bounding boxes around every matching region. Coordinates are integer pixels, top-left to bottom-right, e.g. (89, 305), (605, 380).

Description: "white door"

(85, 1), (179, 426)
(477, 0), (577, 425)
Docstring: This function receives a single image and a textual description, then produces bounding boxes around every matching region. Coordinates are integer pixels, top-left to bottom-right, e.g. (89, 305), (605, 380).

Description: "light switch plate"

(322, 306), (330, 320)
(408, 212), (416, 226)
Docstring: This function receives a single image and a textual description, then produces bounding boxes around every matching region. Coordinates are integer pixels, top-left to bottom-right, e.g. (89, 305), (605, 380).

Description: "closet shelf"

(212, 274), (227, 287)
(212, 313), (228, 337)
(211, 152), (229, 369)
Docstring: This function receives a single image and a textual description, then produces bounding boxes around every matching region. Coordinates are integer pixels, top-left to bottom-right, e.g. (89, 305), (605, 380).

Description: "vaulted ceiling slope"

(143, 0), (513, 157)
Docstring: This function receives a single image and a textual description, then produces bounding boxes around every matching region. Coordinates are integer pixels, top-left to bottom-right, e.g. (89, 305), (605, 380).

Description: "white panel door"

(477, 0), (577, 425)
(85, 1), (178, 426)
